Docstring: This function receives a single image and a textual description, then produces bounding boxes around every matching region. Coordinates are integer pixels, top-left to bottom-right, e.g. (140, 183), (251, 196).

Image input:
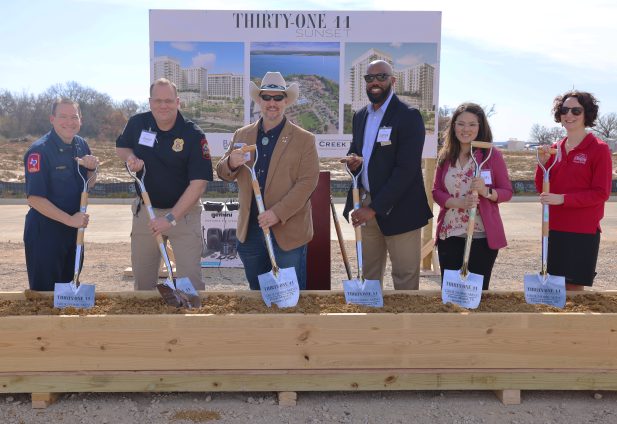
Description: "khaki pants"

(130, 198), (205, 291)
(360, 189), (421, 290)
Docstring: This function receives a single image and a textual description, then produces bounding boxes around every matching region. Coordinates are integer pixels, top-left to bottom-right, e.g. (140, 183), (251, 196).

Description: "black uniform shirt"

(24, 128), (91, 216)
(116, 111), (213, 209)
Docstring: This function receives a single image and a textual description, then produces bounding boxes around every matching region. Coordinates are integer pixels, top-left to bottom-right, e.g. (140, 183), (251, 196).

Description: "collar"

(50, 128), (73, 152)
(259, 115), (286, 134)
(147, 110), (184, 136)
(368, 90), (394, 116)
(562, 132), (595, 151)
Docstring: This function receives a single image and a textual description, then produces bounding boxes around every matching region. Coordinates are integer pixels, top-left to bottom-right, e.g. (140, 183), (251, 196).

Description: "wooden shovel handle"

(471, 141), (493, 149)
(251, 180), (270, 236)
(547, 149), (558, 154)
(352, 188), (362, 242)
(76, 192), (88, 245)
(140, 191), (165, 245)
(241, 145), (257, 153)
(467, 190), (478, 236)
(77, 159), (85, 166)
(330, 197), (351, 279)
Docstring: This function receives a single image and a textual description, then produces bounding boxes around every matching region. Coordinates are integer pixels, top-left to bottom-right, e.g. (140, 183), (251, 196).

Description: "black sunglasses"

(260, 94), (287, 102)
(560, 106), (584, 116)
(363, 73), (392, 83)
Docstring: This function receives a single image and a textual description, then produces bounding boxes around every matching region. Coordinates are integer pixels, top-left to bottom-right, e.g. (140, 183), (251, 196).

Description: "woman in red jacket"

(432, 103), (513, 289)
(536, 91), (612, 290)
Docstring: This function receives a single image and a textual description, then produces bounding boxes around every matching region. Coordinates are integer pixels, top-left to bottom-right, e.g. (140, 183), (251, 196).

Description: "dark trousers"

(437, 236), (499, 290)
(24, 210), (81, 292)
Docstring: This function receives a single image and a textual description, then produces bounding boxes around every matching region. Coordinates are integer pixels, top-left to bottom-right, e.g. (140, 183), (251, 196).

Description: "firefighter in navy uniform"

(23, 98), (99, 291)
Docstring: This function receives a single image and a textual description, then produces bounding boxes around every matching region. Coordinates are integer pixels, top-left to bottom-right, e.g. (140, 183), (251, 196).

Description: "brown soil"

(4, 291), (617, 316)
(170, 410), (221, 422)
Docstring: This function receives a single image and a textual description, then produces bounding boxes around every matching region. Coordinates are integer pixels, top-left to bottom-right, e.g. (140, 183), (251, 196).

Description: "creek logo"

(573, 153), (587, 164)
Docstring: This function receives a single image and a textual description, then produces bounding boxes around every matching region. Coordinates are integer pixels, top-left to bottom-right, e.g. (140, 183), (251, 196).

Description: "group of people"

(23, 60), (612, 295)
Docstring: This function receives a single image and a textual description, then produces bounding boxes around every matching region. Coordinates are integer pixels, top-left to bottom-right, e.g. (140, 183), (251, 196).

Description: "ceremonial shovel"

(241, 145), (300, 307)
(342, 161), (382, 307)
(441, 141), (493, 309)
(523, 148), (566, 308)
(125, 163), (201, 310)
(53, 159), (97, 309)
(330, 195), (352, 280)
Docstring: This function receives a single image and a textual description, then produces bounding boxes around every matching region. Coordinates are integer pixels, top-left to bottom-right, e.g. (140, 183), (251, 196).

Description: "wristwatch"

(165, 213), (177, 226)
(482, 187), (493, 198)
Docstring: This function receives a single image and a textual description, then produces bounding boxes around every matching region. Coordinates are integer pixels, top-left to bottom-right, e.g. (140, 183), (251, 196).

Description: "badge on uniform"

(172, 138), (184, 152)
(377, 127), (392, 145)
(27, 153), (41, 173)
(138, 130), (156, 147)
(282, 137), (288, 143)
(201, 139), (210, 160)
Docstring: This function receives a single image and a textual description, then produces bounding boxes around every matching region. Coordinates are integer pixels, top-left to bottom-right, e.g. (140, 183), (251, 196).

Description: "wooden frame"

(1, 290), (616, 405)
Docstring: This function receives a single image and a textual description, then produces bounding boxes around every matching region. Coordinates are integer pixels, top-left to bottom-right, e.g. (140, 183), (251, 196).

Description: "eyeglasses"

(363, 73), (392, 83)
(260, 94), (287, 102)
(560, 107), (583, 116)
(151, 99), (176, 106)
(455, 121), (479, 129)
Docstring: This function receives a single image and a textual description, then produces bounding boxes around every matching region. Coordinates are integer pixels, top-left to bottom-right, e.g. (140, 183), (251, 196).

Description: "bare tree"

(530, 124), (566, 145)
(548, 127), (566, 144)
(595, 112), (617, 140)
(480, 103), (497, 117)
(438, 105), (454, 120)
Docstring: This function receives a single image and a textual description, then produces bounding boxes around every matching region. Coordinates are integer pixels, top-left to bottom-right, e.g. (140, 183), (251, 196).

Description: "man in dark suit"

(341, 60), (433, 290)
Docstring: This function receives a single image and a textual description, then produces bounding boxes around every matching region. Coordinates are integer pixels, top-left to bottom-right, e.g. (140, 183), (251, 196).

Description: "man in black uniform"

(116, 78), (213, 291)
(23, 98), (99, 291)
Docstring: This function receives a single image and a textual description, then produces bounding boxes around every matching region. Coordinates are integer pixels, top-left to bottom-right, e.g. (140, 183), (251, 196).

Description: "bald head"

(367, 60), (393, 75)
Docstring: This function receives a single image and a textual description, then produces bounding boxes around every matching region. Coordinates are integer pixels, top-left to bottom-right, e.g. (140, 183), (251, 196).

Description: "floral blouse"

(438, 158), (485, 240)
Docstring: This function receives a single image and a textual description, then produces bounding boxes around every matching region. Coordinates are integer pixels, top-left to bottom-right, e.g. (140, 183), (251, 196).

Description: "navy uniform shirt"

(250, 116), (286, 221)
(116, 111), (214, 209)
(24, 128), (92, 217)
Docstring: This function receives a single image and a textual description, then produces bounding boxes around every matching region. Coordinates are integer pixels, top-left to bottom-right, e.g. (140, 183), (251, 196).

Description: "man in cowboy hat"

(217, 72), (319, 290)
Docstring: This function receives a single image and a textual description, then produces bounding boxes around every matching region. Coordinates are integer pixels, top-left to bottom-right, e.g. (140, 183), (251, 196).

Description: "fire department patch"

(27, 153), (41, 173)
(201, 139), (211, 160)
(172, 138), (184, 152)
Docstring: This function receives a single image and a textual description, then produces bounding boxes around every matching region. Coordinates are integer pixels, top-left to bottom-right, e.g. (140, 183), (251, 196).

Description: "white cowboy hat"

(249, 72), (299, 106)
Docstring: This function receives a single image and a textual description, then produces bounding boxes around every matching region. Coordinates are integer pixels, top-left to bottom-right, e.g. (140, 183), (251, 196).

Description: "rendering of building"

(153, 56), (182, 88)
(183, 67), (208, 98)
(348, 48), (435, 112)
(207, 74), (244, 100)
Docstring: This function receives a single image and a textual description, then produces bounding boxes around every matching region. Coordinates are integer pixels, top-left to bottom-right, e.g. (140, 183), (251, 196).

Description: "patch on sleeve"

(27, 153), (41, 173)
(201, 139), (211, 160)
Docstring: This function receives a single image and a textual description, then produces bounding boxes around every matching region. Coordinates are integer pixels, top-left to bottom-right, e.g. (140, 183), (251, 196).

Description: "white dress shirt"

(361, 91), (394, 192)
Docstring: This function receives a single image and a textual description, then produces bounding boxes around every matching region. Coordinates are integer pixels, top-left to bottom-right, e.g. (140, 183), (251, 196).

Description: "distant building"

(349, 48), (394, 111)
(179, 91), (201, 104)
(508, 138), (525, 150)
(207, 73), (244, 100)
(183, 67), (208, 99)
(153, 56), (182, 88)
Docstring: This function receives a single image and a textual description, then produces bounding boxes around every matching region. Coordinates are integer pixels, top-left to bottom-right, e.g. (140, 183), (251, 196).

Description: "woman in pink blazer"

(432, 103), (513, 289)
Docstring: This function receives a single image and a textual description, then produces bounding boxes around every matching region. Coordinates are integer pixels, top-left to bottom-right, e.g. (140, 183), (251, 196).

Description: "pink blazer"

(432, 148), (513, 250)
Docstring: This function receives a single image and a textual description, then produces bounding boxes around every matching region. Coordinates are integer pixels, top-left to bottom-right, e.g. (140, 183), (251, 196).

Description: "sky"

(1, 0), (615, 142)
(154, 42), (244, 75)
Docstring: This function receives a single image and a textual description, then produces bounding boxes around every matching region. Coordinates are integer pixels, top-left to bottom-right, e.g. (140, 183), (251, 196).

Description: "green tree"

(324, 124), (329, 132)
(195, 109), (201, 119)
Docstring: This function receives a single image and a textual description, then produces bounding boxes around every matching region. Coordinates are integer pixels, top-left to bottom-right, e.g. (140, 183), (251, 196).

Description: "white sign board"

(343, 279), (383, 307)
(149, 10), (441, 158)
(259, 267), (300, 307)
(442, 270), (483, 309)
(524, 274), (566, 309)
(54, 282), (95, 309)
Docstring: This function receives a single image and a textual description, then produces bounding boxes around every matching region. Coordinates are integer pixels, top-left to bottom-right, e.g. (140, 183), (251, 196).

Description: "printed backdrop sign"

(149, 10), (441, 158)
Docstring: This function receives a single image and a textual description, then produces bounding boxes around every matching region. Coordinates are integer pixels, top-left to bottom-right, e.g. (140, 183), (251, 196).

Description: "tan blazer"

(216, 119), (319, 251)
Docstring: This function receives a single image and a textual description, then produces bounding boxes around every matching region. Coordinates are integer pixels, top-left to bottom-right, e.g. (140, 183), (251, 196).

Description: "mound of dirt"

(2, 292), (617, 316)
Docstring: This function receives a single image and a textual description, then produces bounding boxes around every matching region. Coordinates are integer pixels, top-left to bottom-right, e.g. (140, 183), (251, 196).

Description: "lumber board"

(31, 392), (60, 409)
(493, 389), (520, 405)
(1, 312), (617, 372)
(1, 370), (617, 393)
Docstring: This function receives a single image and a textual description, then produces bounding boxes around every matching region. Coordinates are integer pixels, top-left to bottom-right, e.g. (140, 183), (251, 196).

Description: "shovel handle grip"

(352, 188), (362, 242)
(76, 192), (89, 245)
(251, 180), (270, 236)
(467, 190), (478, 236)
(77, 159), (85, 166)
(241, 145), (256, 153)
(547, 149), (558, 154)
(542, 182), (550, 237)
(471, 141), (493, 149)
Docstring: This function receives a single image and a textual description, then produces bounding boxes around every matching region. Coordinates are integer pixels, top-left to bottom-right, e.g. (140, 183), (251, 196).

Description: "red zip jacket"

(534, 133), (612, 234)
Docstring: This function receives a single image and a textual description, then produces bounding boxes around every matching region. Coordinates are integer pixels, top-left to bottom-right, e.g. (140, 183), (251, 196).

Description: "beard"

(366, 82), (392, 104)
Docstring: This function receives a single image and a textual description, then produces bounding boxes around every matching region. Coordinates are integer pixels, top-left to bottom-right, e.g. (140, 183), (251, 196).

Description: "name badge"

(138, 130), (156, 147)
(377, 126), (392, 142)
(480, 169), (492, 185)
(234, 142), (251, 161)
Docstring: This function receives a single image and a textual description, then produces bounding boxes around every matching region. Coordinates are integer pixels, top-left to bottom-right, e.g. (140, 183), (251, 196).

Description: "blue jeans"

(237, 220), (307, 290)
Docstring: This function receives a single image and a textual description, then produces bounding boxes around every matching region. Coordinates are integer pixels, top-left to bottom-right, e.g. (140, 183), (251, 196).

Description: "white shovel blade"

(442, 269), (483, 309)
(173, 277), (202, 309)
(54, 282), (96, 309)
(343, 278), (383, 307)
(259, 267), (300, 307)
(524, 273), (566, 308)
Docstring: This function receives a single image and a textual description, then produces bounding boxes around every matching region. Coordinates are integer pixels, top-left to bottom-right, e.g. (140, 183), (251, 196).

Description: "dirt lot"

(5, 138), (615, 184)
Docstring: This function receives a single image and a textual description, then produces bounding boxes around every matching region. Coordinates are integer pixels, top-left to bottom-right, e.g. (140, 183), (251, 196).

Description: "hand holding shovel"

(524, 147), (566, 308)
(53, 159), (98, 309)
(442, 141), (493, 309)
(241, 145), (300, 307)
(125, 163), (201, 309)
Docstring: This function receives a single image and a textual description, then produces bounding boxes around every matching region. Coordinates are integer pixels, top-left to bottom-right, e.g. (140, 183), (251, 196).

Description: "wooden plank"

(1, 313), (617, 372)
(278, 391), (297, 406)
(31, 392), (60, 409)
(493, 389), (520, 405)
(422, 158), (436, 270)
(421, 239), (434, 261)
(1, 370), (616, 394)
